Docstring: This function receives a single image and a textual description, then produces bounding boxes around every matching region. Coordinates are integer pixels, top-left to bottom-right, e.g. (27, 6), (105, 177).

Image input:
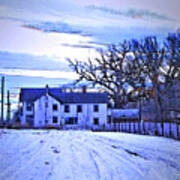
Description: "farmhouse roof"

(20, 88), (108, 104)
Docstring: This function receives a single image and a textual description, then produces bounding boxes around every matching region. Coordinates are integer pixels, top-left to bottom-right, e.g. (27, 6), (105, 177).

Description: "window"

(65, 117), (78, 124)
(77, 105), (82, 113)
(107, 116), (111, 124)
(26, 103), (33, 111)
(53, 104), (58, 111)
(64, 105), (70, 113)
(45, 102), (48, 108)
(94, 118), (99, 125)
(26, 115), (34, 120)
(94, 105), (99, 112)
(26, 115), (34, 126)
(53, 116), (58, 123)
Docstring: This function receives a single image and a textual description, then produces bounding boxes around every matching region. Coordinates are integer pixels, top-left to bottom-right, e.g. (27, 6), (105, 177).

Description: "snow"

(0, 130), (180, 180)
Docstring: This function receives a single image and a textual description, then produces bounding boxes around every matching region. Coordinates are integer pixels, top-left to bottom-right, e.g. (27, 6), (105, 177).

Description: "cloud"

(0, 68), (78, 79)
(23, 21), (91, 36)
(61, 43), (104, 50)
(0, 51), (69, 71)
(86, 5), (173, 21)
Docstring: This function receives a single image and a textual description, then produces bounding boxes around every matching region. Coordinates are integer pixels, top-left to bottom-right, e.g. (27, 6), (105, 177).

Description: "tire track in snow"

(93, 135), (180, 171)
(0, 134), (45, 178)
(10, 138), (52, 179)
(72, 138), (119, 179)
(65, 132), (113, 179)
(73, 134), (145, 179)
(64, 132), (102, 180)
(71, 134), (113, 179)
(51, 131), (82, 180)
(88, 150), (101, 179)
(0, 131), (65, 180)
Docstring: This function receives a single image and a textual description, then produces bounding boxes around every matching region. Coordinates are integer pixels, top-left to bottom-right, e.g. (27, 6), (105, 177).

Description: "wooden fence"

(93, 120), (180, 140)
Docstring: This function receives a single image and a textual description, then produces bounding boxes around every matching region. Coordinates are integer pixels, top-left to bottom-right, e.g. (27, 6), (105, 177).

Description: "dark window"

(64, 105), (70, 113)
(107, 116), (111, 124)
(53, 104), (58, 111)
(94, 105), (99, 112)
(26, 115), (34, 119)
(26, 103), (33, 111)
(94, 118), (99, 125)
(65, 117), (78, 124)
(53, 116), (58, 123)
(45, 102), (48, 108)
(77, 105), (82, 113)
(69, 118), (73, 124)
(26, 115), (34, 126)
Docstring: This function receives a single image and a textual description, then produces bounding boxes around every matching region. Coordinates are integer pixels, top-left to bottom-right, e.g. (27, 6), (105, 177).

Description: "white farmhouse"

(19, 86), (108, 129)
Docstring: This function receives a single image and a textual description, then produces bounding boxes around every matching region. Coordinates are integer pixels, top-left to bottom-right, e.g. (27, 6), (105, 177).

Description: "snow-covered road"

(0, 130), (179, 180)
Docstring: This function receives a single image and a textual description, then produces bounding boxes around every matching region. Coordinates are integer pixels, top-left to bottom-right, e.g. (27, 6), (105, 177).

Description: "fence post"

(113, 122), (116, 132)
(178, 123), (180, 140)
(161, 121), (164, 136)
(169, 122), (172, 138)
(122, 120), (124, 132)
(129, 121), (131, 133)
(176, 121), (178, 139)
(125, 120), (126, 132)
(178, 123), (180, 139)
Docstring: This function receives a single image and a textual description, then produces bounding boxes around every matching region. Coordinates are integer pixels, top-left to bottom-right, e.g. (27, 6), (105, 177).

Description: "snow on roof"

(111, 109), (139, 119)
(20, 88), (108, 104)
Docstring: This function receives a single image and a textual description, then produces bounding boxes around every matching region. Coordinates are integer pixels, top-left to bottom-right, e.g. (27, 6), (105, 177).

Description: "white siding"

(21, 94), (108, 128)
(34, 95), (61, 127)
(21, 102), (34, 126)
(62, 103), (107, 127)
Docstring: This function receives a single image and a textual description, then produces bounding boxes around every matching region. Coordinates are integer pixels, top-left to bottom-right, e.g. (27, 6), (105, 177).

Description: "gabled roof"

(52, 92), (108, 104)
(19, 88), (62, 103)
(20, 88), (108, 104)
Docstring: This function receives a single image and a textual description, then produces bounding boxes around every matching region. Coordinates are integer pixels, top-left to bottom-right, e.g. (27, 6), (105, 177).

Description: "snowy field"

(0, 130), (180, 180)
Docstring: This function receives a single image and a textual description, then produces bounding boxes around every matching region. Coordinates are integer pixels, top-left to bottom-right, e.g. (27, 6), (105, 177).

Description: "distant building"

(162, 80), (180, 121)
(125, 80), (180, 121)
(110, 109), (139, 122)
(18, 85), (108, 128)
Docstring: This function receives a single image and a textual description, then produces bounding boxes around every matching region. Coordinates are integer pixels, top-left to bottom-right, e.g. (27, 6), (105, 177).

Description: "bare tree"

(130, 35), (180, 122)
(68, 34), (180, 117)
(68, 41), (134, 108)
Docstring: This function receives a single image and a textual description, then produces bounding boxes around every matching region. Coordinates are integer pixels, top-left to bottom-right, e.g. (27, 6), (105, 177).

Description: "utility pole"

(1, 76), (5, 124)
(138, 93), (142, 134)
(7, 90), (11, 124)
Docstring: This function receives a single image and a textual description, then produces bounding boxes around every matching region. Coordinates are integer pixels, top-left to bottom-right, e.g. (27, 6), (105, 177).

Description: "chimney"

(45, 84), (49, 94)
(63, 88), (66, 93)
(82, 85), (86, 93)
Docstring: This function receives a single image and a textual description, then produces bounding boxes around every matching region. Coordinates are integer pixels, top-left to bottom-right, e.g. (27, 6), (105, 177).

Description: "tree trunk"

(138, 96), (142, 134)
(152, 79), (163, 135)
(154, 86), (163, 135)
(114, 94), (124, 109)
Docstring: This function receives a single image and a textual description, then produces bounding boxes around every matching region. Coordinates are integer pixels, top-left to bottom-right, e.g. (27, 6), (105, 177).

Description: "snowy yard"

(0, 130), (180, 180)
